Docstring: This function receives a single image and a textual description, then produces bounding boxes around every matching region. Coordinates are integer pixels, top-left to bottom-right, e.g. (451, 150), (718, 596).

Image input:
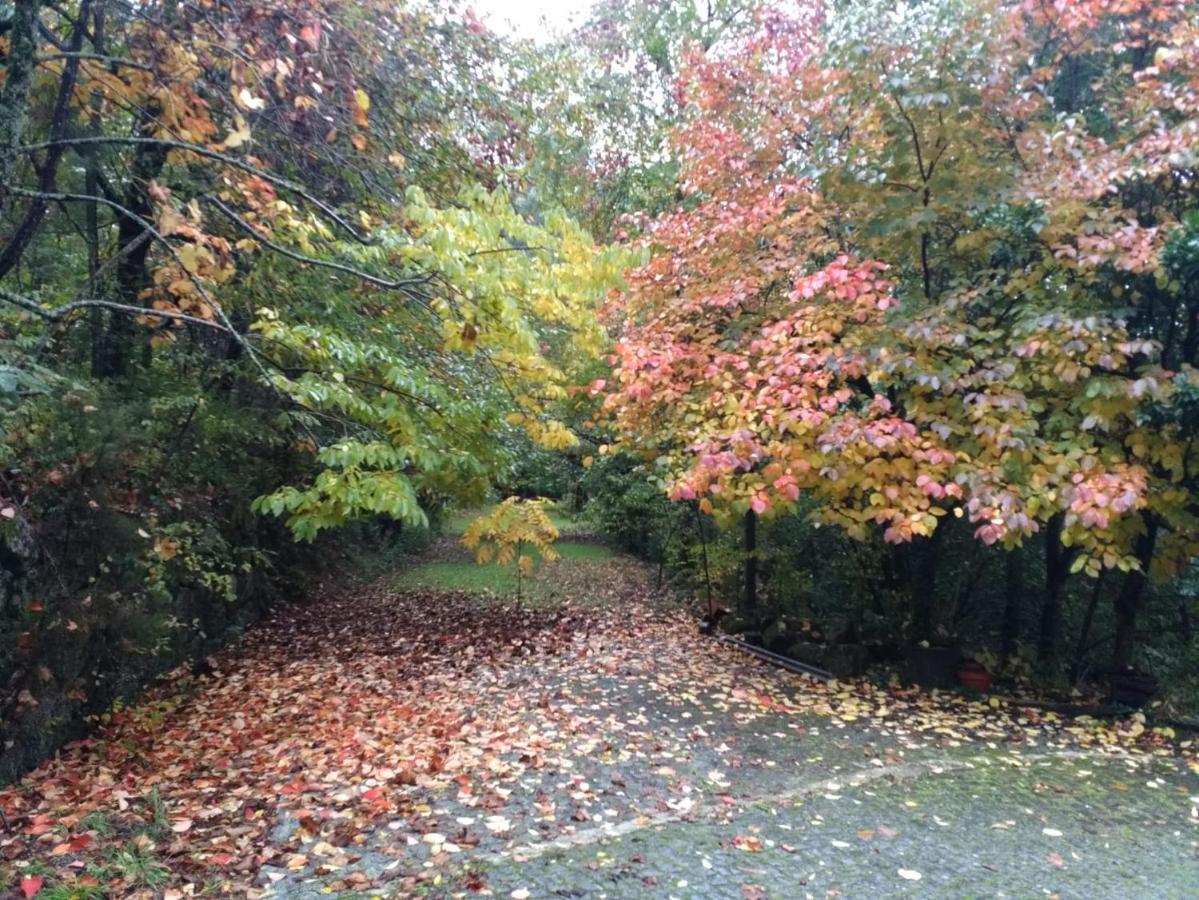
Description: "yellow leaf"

(219, 115), (252, 150)
(237, 87), (266, 111)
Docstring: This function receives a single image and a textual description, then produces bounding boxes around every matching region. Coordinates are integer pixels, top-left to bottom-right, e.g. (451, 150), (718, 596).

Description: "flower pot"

(957, 665), (993, 692)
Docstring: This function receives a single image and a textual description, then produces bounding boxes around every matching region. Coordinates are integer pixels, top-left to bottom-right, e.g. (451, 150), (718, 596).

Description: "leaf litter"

(0, 547), (1195, 896)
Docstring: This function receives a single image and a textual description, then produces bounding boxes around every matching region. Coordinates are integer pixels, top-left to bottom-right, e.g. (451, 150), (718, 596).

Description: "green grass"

(442, 508), (479, 536)
(396, 561), (520, 593)
(394, 542), (612, 595)
(553, 542), (613, 560)
(442, 503), (581, 538)
(547, 509), (579, 532)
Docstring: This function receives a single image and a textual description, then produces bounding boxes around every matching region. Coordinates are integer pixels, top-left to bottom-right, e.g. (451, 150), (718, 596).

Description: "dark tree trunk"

(693, 503), (713, 616)
(1111, 515), (1159, 671)
(1000, 550), (1022, 659)
(1038, 514), (1073, 665)
(0, 0), (91, 279)
(743, 509), (757, 614)
(0, 1), (41, 204)
(94, 128), (167, 377)
(87, 5), (106, 376)
(1069, 572), (1107, 683)
(910, 527), (944, 641)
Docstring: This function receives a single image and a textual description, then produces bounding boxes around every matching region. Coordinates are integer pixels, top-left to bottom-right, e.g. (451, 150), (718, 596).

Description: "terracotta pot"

(957, 665), (993, 692)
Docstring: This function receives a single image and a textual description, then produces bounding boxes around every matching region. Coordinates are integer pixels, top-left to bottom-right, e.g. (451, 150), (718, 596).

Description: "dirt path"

(2, 542), (1196, 898)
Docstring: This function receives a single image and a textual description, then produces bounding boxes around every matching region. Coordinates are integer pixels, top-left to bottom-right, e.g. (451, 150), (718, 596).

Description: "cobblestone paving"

(476, 753), (1198, 899)
(253, 541), (1198, 899)
(262, 647), (1198, 899)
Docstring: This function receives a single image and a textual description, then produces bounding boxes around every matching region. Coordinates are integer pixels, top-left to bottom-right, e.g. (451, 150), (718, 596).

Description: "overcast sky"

(468, 0), (596, 40)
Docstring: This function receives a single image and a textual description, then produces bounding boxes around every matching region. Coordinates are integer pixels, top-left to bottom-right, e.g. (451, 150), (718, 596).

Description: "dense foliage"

(592, 0), (1199, 693)
(2, 0), (1199, 784)
(0, 0), (625, 779)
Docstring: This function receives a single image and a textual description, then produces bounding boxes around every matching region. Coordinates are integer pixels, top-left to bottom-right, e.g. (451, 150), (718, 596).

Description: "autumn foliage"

(599, 0), (1199, 666)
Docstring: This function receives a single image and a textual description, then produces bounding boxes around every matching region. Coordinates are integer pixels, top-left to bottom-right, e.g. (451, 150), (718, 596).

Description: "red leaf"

(21, 876), (44, 899)
(69, 833), (93, 851)
(299, 23), (321, 50)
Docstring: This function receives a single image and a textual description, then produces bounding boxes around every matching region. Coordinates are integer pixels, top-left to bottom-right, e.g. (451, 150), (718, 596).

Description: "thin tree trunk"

(87, 5), (106, 375)
(1111, 515), (1159, 671)
(95, 123), (167, 377)
(0, 1), (41, 205)
(1038, 514), (1073, 665)
(693, 503), (713, 615)
(743, 509), (757, 615)
(910, 527), (944, 640)
(0, 0), (92, 279)
(1000, 550), (1022, 659)
(1069, 572), (1106, 683)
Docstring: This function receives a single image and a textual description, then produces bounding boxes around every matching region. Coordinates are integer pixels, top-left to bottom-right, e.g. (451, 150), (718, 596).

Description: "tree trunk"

(1111, 515), (1159, 671)
(910, 528), (944, 641)
(0, 0), (91, 279)
(693, 503), (713, 615)
(94, 126), (167, 377)
(0, 1), (41, 207)
(1069, 572), (1106, 683)
(1000, 550), (1022, 659)
(87, 5), (106, 376)
(743, 509), (757, 615)
(1038, 514), (1072, 665)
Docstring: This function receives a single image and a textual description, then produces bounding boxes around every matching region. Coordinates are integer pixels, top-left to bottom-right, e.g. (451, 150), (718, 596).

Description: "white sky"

(468, 0), (596, 40)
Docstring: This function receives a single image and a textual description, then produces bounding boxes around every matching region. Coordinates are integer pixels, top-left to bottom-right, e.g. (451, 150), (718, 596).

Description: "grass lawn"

(552, 542), (613, 560)
(395, 542), (613, 594)
(442, 503), (585, 538)
(395, 561), (520, 593)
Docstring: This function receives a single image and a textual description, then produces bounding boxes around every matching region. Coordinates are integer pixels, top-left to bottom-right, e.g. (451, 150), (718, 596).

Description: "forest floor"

(2, 526), (1198, 899)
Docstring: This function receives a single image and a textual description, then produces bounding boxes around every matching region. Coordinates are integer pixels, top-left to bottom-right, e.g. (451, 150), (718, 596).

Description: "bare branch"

(17, 136), (373, 244)
(0, 286), (230, 331)
(200, 194), (430, 296)
(35, 51), (153, 71)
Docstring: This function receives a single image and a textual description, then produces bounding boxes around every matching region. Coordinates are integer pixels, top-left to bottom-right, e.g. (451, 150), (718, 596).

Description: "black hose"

(710, 634), (833, 682)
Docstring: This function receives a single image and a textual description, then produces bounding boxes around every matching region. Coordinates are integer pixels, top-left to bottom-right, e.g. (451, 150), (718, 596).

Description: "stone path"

(6, 534), (1195, 899)
(259, 542), (1198, 898)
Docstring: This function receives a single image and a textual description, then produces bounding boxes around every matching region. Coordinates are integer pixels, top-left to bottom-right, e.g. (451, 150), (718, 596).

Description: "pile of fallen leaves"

(1, 558), (1194, 897)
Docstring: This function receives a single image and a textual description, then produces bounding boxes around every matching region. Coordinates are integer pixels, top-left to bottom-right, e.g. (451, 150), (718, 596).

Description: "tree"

(0, 0), (629, 540)
(601, 0), (1199, 668)
(463, 496), (560, 598)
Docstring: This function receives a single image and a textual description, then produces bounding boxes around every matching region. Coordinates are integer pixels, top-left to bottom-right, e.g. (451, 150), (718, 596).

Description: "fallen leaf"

(732, 834), (764, 853)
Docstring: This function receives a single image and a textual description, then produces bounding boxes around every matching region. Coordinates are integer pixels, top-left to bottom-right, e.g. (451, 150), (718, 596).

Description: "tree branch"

(0, 286), (230, 331)
(17, 136), (373, 244)
(200, 193), (429, 296)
